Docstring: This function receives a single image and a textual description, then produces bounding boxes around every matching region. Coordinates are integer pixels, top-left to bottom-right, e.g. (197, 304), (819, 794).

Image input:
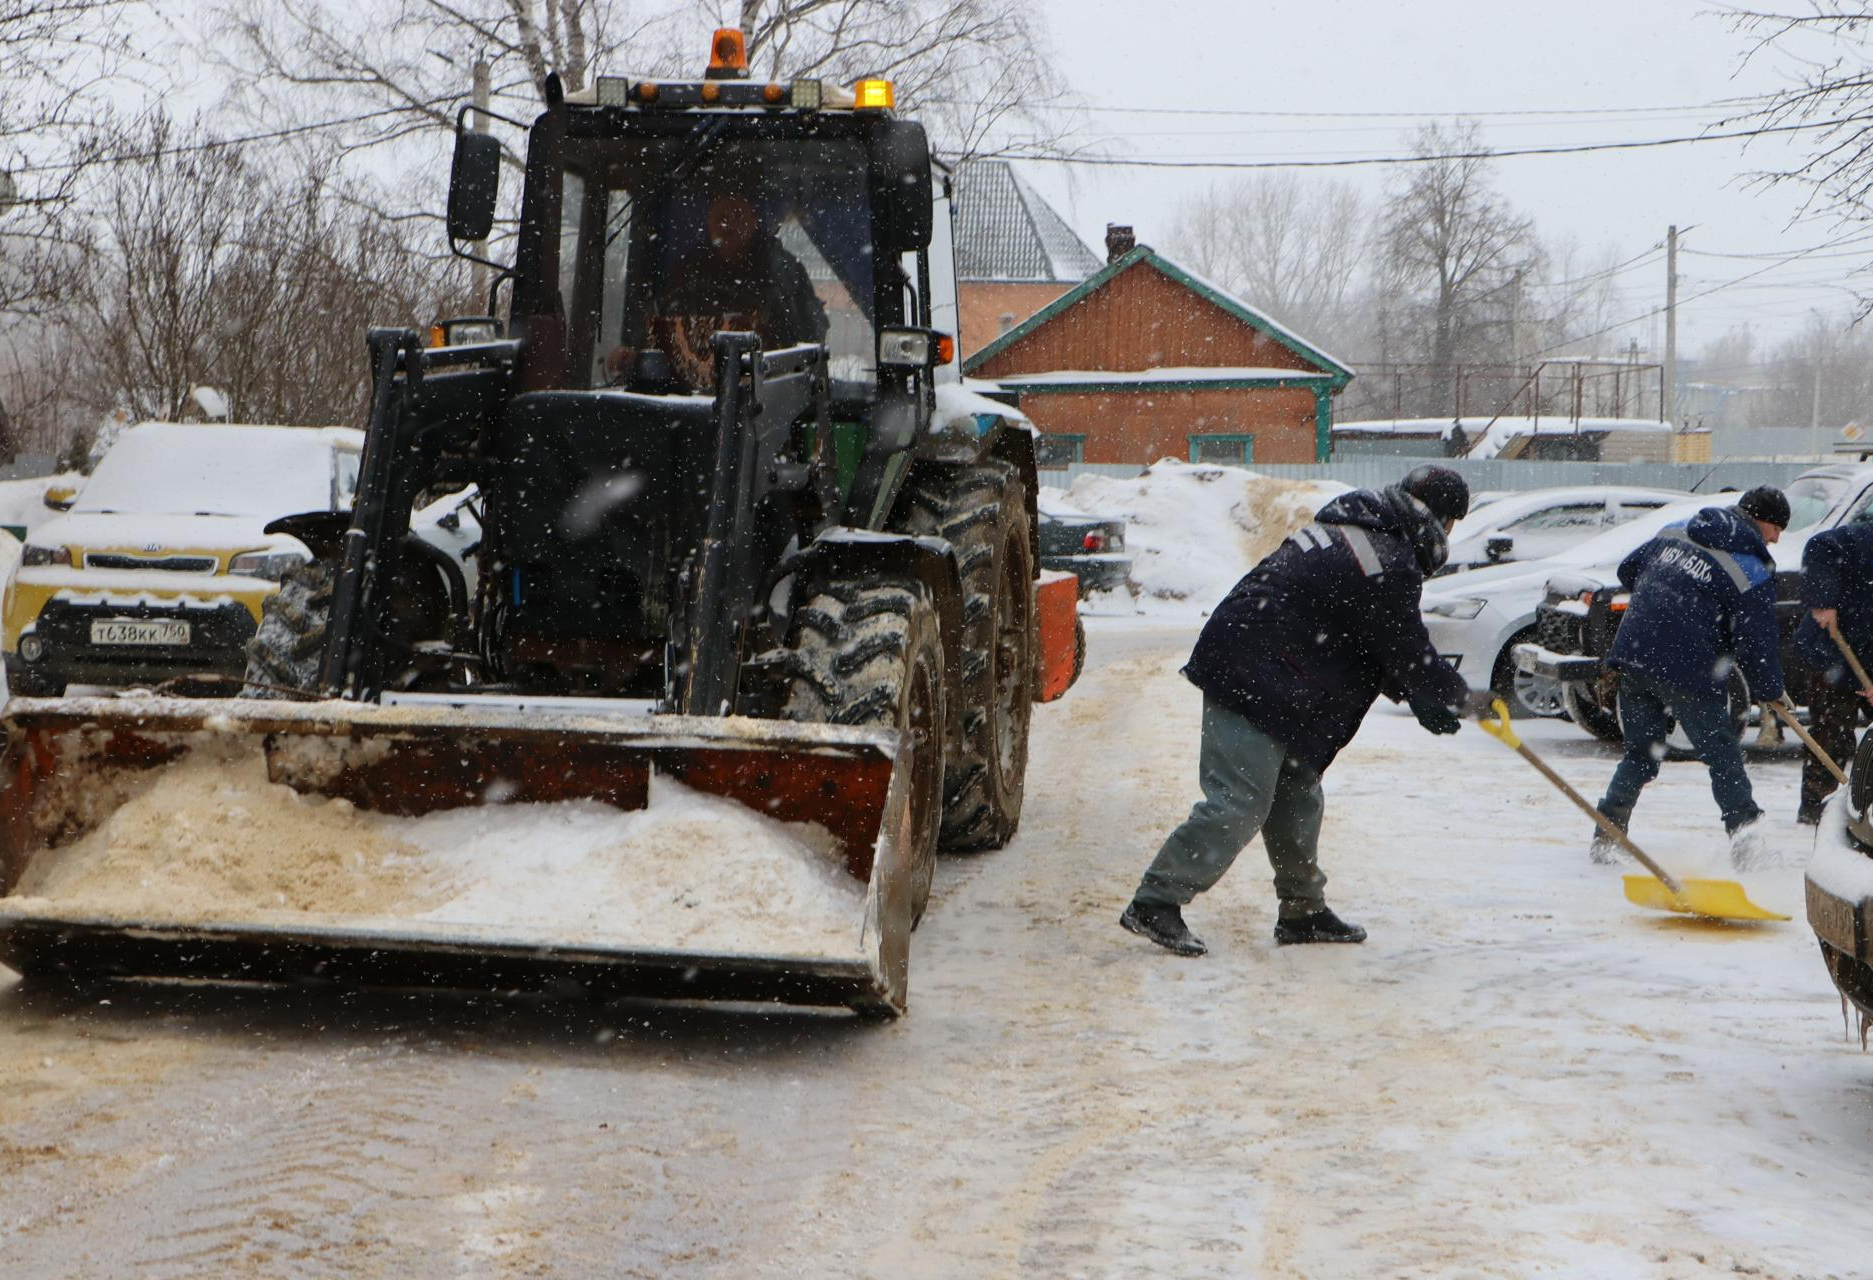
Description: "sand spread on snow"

(13, 746), (435, 918)
(7, 742), (868, 956)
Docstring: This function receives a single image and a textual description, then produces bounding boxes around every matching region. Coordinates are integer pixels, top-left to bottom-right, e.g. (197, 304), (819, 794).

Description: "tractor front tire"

(896, 461), (1035, 851)
(780, 581), (947, 927)
(244, 561), (335, 698)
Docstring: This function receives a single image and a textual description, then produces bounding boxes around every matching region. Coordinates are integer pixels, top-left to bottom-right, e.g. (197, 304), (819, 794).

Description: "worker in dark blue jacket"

(1790, 520), (1873, 822)
(1593, 487), (1788, 865)
(1120, 465), (1479, 957)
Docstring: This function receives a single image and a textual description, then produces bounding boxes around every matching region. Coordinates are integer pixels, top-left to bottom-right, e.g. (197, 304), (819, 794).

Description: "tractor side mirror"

(447, 130), (502, 243)
(870, 120), (932, 252)
(1485, 535), (1514, 562)
(42, 485), (76, 513)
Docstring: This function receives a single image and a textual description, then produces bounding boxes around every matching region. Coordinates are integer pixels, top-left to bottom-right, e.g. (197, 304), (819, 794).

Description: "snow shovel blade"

(1476, 696), (1788, 925)
(1620, 874), (1789, 923)
(0, 694), (919, 1016)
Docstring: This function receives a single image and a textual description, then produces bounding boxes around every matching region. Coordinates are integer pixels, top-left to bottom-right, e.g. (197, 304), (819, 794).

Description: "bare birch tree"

(72, 118), (473, 431)
(1377, 121), (1538, 416)
(0, 0), (139, 460)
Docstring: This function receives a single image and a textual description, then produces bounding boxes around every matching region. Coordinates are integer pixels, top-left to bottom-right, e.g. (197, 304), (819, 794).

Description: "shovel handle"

(1478, 698), (1686, 895)
(1767, 696), (1849, 786)
(1829, 624), (1873, 702)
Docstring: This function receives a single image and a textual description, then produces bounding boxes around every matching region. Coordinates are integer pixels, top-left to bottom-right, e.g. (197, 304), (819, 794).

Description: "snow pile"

(8, 743), (867, 957)
(1807, 793), (1873, 903)
(0, 472), (79, 536)
(1042, 459), (1346, 616)
(932, 380), (1034, 436)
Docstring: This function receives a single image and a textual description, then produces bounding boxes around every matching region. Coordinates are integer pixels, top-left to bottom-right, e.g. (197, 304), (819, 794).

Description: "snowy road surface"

(3, 620), (1871, 1277)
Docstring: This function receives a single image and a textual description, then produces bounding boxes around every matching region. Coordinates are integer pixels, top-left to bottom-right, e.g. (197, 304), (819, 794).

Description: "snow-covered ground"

(1, 620), (1868, 1277)
(1, 459), (1869, 1275)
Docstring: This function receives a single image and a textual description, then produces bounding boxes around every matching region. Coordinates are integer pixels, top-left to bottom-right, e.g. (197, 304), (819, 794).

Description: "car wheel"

(1491, 627), (1565, 719)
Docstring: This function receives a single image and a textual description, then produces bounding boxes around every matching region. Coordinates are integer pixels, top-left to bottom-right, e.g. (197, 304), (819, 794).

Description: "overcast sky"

(1022, 0), (1857, 356)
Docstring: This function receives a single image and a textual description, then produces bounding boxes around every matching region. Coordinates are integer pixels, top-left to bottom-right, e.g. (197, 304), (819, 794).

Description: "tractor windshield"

(548, 133), (877, 396)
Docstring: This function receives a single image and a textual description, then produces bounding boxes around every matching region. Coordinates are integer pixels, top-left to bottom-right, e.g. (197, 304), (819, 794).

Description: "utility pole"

(471, 56), (491, 307)
(1812, 311), (1824, 459)
(1664, 225), (1678, 428)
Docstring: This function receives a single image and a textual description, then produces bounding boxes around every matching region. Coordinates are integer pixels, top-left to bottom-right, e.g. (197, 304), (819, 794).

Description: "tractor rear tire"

(896, 461), (1034, 851)
(779, 581), (947, 927)
(244, 561), (335, 698)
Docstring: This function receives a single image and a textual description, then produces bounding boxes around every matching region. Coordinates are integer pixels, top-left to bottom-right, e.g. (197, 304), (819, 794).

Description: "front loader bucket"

(0, 695), (919, 1016)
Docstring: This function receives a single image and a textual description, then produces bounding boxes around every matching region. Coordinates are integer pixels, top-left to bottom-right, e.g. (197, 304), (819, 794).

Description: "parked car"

(1438, 485), (1688, 575)
(3, 423), (366, 696)
(1520, 464), (1873, 745)
(1422, 497), (1737, 719)
(1038, 508), (1132, 597)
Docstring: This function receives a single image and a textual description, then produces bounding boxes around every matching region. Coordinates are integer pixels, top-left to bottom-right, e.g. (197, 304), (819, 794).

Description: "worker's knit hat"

(1737, 486), (1791, 530)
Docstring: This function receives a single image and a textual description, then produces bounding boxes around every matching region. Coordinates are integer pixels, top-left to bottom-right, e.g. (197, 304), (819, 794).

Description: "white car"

(1439, 485), (1688, 574)
(1422, 494), (1747, 718)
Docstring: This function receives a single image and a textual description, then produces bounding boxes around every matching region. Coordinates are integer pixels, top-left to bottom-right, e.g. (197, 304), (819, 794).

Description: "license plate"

(1807, 879), (1862, 956)
(90, 618), (190, 646)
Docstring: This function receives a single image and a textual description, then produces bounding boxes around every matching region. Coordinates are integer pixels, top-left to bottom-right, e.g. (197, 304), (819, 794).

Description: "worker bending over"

(1592, 488), (1788, 866)
(1791, 519), (1873, 823)
(1120, 465), (1482, 957)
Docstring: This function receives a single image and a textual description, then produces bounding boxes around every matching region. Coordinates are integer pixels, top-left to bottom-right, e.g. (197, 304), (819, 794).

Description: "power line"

(1529, 245), (1665, 290)
(10, 81), (537, 176)
(939, 94), (1776, 121)
(1002, 114), (1864, 171)
(1532, 249), (1833, 360)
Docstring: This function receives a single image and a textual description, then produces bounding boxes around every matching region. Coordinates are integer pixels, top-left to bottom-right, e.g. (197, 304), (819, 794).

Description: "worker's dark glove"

(1411, 699), (1462, 735)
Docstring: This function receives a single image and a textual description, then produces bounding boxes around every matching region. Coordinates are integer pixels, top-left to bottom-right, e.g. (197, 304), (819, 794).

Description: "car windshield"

(548, 133), (876, 396)
(73, 428), (337, 518)
(1785, 473), (1850, 531)
(1554, 493), (1741, 567)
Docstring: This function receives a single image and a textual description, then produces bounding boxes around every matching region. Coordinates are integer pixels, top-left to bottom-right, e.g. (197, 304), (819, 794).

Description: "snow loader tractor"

(0, 36), (1079, 1017)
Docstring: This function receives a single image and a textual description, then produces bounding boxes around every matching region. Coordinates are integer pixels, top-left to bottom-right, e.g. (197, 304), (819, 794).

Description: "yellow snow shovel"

(1476, 697), (1788, 923)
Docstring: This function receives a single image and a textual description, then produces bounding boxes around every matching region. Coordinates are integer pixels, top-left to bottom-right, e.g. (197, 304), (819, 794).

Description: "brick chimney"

(1105, 223), (1136, 263)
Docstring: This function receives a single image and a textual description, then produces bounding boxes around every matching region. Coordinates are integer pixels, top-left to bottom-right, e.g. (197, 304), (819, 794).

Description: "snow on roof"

(1465, 416), (1669, 461)
(952, 160), (1103, 284)
(74, 423), (360, 520)
(987, 366), (1330, 387)
(1335, 416), (1669, 458)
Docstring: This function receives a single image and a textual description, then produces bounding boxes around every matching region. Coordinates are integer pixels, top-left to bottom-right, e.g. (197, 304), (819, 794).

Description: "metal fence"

(1036, 458), (1825, 496)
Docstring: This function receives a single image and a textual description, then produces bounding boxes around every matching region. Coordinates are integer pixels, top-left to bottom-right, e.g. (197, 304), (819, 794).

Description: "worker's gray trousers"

(1134, 696), (1328, 920)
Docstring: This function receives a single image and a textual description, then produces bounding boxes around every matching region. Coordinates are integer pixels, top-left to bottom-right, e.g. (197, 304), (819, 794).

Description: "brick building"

(964, 236), (1354, 466)
(951, 161), (1103, 359)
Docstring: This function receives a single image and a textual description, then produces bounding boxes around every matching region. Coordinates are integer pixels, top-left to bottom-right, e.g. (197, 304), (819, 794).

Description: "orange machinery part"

(1034, 570), (1079, 703)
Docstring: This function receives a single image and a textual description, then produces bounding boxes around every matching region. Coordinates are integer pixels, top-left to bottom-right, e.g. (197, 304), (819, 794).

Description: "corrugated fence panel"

(1037, 458), (1823, 494)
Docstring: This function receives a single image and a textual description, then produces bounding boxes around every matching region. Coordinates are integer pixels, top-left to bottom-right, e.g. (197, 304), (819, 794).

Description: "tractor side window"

(333, 449), (361, 511)
(558, 169), (586, 318)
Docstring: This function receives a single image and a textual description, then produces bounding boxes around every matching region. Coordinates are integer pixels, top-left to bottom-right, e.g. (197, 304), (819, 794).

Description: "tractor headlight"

(228, 550), (308, 580)
(878, 327), (933, 368)
(20, 544), (69, 567)
(1423, 597), (1487, 620)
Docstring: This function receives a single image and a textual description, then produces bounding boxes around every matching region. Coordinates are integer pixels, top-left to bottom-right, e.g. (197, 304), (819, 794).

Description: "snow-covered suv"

(4, 423), (364, 696)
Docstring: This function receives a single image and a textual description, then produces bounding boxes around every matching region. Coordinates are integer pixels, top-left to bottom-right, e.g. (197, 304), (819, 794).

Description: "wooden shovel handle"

(1505, 738), (1686, 895)
(1829, 623), (1873, 701)
(1767, 697), (1849, 785)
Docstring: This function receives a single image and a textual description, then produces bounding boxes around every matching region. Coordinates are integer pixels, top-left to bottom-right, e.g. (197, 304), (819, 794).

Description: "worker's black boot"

(1120, 899), (1207, 956)
(1273, 907), (1366, 946)
(1589, 806), (1630, 865)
